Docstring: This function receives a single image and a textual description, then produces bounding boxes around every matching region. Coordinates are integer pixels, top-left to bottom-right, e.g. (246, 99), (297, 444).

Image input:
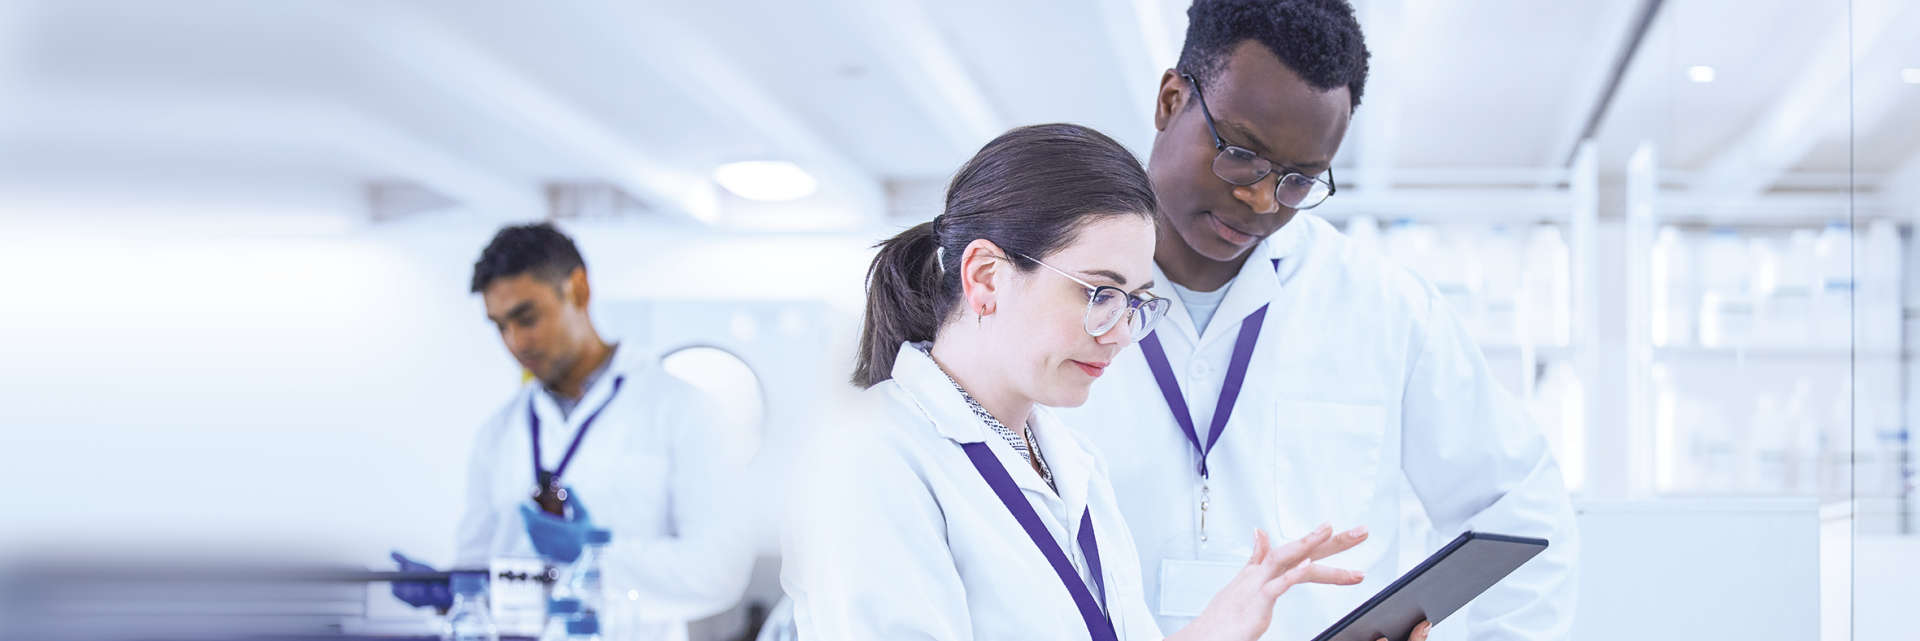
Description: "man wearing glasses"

(1057, 2), (1577, 640)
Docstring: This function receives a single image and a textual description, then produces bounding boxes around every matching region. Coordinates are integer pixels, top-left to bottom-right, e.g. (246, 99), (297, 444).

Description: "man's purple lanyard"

(1136, 259), (1280, 542)
(961, 442), (1115, 641)
(528, 375), (626, 503)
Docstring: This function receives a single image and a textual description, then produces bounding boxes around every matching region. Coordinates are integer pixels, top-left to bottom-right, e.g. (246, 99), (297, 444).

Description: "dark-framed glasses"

(1182, 72), (1337, 211)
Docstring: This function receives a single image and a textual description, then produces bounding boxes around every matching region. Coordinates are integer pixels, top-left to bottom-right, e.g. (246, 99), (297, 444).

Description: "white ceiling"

(1594, 0), (1920, 187)
(1, 0), (1914, 228)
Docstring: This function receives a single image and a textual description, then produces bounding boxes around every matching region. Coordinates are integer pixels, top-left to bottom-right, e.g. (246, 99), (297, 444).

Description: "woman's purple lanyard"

(962, 442), (1115, 641)
(528, 375), (626, 503)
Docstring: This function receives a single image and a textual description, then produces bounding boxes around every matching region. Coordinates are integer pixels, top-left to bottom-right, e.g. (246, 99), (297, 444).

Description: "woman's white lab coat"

(782, 343), (1165, 640)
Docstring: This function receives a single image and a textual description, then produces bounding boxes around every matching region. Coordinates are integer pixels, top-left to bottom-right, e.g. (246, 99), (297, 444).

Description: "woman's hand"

(1169, 523), (1369, 641)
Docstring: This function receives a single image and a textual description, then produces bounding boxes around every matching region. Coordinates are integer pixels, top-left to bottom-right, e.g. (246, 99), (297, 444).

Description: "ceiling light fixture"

(712, 161), (817, 202)
(1687, 65), (1716, 83)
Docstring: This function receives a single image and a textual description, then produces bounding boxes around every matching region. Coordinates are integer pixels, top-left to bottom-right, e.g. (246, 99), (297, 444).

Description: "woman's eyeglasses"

(1017, 253), (1170, 339)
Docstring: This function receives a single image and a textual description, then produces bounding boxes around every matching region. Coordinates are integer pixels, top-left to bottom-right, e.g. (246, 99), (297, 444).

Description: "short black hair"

(469, 222), (586, 294)
(1177, 0), (1371, 110)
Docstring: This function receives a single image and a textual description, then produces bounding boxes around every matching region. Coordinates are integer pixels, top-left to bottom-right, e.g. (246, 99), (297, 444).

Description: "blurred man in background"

(392, 222), (752, 640)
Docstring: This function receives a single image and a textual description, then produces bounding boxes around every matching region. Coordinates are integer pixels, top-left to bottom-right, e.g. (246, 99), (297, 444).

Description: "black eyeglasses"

(1182, 72), (1337, 211)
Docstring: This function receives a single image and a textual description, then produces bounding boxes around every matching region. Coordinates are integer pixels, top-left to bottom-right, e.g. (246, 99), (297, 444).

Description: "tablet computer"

(1310, 531), (1548, 641)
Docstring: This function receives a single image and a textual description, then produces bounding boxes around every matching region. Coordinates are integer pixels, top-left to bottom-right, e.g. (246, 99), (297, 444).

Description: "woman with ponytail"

(783, 124), (1367, 641)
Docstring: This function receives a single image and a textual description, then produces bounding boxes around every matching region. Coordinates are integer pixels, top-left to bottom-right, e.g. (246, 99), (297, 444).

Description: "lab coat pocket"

(1271, 399), (1386, 555)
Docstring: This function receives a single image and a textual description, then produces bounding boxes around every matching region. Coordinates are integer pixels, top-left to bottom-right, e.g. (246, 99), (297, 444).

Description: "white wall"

(0, 204), (882, 570)
(1574, 499), (1821, 641)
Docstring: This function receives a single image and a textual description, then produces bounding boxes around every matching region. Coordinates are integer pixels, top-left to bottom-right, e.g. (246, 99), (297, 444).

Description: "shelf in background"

(1653, 345), (1912, 362)
(1480, 343), (1574, 360)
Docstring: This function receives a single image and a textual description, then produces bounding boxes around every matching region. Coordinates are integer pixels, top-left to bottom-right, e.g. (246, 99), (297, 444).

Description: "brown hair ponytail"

(851, 123), (1156, 387)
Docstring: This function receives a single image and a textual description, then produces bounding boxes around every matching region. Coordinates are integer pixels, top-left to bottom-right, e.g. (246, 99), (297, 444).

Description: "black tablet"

(1310, 531), (1548, 641)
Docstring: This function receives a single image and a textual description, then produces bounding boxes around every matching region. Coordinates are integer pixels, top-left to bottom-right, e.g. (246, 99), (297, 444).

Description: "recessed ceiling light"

(1687, 65), (1716, 83)
(1902, 68), (1920, 84)
(712, 161), (817, 202)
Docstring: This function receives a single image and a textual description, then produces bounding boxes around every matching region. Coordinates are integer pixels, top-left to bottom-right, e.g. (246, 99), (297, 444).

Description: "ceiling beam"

(1553, 0), (1665, 169)
(1347, 0), (1428, 192)
(549, 2), (886, 225)
(831, 0), (1005, 157)
(0, 1), (23, 90)
(1092, 0), (1181, 134)
(350, 4), (724, 223)
(1322, 187), (1575, 221)
(1664, 191), (1880, 223)
(1688, 0), (1916, 210)
(3, 86), (545, 221)
(1663, 169), (1877, 192)
(1370, 167), (1577, 187)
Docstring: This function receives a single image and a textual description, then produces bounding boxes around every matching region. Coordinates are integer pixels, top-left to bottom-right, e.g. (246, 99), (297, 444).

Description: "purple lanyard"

(1137, 259), (1280, 479)
(529, 375), (626, 493)
(961, 442), (1115, 641)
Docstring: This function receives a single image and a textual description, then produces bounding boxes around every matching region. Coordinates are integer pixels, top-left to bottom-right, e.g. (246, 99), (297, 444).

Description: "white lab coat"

(455, 345), (754, 641)
(1056, 214), (1579, 641)
(781, 343), (1165, 641)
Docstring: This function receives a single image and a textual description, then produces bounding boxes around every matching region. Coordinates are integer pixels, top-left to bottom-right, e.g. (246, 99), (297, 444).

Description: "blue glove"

(520, 487), (597, 564)
(389, 552), (452, 610)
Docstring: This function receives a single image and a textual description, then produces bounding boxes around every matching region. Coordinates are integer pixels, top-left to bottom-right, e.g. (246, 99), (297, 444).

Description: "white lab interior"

(0, 0), (1913, 639)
